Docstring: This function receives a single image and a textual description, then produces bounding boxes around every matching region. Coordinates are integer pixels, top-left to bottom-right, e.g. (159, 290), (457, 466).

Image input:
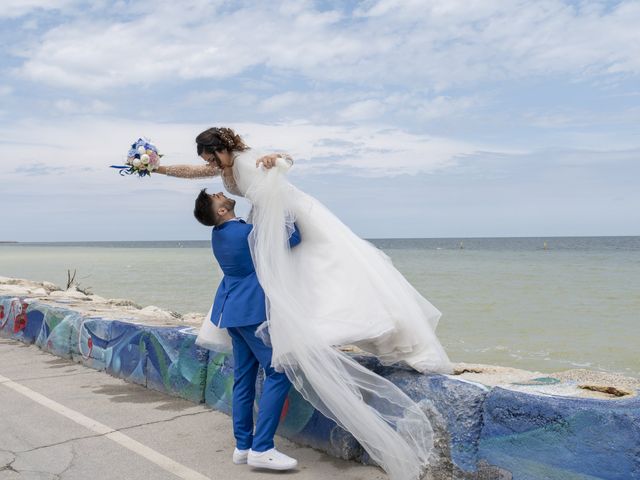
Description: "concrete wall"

(1, 295), (638, 480)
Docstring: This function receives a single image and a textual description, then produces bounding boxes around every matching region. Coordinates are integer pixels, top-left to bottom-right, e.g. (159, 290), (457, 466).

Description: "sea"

(1, 236), (638, 378)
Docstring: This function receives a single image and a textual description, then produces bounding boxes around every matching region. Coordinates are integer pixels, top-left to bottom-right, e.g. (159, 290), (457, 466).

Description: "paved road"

(0, 339), (386, 480)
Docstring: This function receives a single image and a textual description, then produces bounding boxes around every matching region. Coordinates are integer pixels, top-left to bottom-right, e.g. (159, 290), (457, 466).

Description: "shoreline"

(1, 275), (637, 400)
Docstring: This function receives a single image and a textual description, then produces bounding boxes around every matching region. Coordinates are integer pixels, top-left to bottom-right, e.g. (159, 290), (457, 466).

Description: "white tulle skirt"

(196, 152), (453, 480)
(196, 154), (452, 374)
(276, 185), (452, 373)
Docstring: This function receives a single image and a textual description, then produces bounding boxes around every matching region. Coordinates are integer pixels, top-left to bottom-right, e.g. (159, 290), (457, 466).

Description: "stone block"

(144, 326), (209, 403)
(104, 320), (148, 387)
(478, 386), (640, 480)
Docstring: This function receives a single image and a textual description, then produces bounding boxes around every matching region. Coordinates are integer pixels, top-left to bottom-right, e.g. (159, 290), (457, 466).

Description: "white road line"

(0, 372), (211, 480)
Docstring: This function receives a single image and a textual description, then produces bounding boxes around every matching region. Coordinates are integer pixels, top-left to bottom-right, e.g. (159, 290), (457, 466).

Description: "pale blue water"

(1, 236), (638, 378)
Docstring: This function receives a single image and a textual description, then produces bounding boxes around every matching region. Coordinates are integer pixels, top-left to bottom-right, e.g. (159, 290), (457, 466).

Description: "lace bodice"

(222, 162), (242, 196)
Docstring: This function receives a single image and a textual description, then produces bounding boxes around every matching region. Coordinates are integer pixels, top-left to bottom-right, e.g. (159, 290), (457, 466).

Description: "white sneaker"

(232, 447), (249, 464)
(247, 448), (298, 470)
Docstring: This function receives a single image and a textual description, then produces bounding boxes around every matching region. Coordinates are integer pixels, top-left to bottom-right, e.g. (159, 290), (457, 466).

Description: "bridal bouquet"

(110, 137), (162, 177)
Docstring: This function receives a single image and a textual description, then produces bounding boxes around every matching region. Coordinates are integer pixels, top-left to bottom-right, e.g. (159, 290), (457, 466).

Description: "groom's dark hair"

(194, 189), (217, 226)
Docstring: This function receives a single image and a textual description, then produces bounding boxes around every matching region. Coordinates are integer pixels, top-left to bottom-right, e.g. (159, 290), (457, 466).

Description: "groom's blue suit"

(210, 218), (300, 452)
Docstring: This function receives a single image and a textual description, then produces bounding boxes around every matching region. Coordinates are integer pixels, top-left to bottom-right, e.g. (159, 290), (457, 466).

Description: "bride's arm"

(156, 164), (219, 178)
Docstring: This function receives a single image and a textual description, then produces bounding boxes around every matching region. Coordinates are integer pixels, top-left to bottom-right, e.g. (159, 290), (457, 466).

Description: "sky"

(0, 0), (639, 241)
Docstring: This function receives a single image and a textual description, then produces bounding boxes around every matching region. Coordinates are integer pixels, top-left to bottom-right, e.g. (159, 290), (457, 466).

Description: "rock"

(0, 277), (23, 285)
(182, 312), (205, 322)
(550, 368), (639, 398)
(139, 305), (174, 319)
(41, 281), (62, 292)
(453, 362), (545, 386)
(478, 386), (640, 479)
(107, 298), (141, 309)
(0, 285), (33, 296)
(49, 289), (89, 300)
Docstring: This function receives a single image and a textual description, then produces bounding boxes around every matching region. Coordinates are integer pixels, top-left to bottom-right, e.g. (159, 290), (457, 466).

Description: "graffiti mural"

(204, 351), (235, 415)
(38, 309), (79, 359)
(105, 320), (148, 386)
(2, 295), (638, 479)
(478, 387), (640, 479)
(145, 327), (209, 403)
(0, 298), (44, 343)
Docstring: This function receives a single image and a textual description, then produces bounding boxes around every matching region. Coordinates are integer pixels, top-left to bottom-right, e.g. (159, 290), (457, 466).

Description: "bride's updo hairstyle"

(195, 127), (250, 156)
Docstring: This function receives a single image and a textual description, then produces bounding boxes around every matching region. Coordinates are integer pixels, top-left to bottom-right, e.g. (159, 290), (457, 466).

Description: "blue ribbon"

(110, 165), (134, 176)
(110, 165), (151, 177)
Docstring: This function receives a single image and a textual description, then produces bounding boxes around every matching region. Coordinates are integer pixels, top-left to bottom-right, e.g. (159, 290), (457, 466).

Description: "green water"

(1, 237), (638, 378)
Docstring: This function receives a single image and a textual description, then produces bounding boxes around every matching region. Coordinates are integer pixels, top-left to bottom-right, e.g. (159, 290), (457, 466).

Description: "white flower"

(137, 146), (146, 155)
(133, 158), (141, 167)
(141, 154), (150, 164)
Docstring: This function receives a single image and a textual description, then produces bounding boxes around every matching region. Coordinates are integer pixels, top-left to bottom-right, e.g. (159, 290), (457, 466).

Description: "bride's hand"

(256, 153), (292, 169)
(256, 154), (279, 169)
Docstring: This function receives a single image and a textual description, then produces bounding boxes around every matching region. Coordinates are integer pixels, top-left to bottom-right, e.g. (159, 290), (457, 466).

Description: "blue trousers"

(226, 323), (291, 452)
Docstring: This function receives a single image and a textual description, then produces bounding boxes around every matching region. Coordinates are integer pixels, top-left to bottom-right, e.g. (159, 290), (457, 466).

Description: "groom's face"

(211, 192), (236, 222)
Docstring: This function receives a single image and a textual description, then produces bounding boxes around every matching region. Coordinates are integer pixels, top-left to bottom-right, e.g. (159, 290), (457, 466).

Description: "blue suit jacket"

(210, 219), (301, 328)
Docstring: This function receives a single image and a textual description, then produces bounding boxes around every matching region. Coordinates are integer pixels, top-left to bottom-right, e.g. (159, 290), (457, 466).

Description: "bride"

(156, 127), (453, 480)
(158, 127), (452, 374)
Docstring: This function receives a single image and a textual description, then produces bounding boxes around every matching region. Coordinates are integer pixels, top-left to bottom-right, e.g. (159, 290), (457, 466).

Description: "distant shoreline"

(2, 236), (638, 254)
(2, 234), (639, 245)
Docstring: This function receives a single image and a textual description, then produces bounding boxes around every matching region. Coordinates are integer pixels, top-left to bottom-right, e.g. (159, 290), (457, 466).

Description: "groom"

(194, 189), (301, 471)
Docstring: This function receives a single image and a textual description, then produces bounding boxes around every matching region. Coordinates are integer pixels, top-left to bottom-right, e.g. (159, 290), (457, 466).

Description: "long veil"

(246, 161), (434, 480)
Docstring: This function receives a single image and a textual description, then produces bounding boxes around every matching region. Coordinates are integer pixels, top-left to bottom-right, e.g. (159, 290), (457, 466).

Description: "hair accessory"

(215, 127), (235, 149)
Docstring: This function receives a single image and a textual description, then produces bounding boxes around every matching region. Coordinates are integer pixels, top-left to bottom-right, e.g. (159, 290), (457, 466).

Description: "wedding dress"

(195, 149), (452, 480)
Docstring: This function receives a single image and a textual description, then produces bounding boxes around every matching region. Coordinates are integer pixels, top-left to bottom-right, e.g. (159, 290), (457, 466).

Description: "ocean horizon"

(4, 234), (639, 248)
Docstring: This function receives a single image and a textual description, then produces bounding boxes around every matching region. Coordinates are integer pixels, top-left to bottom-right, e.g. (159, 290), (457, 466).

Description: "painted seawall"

(0, 286), (638, 480)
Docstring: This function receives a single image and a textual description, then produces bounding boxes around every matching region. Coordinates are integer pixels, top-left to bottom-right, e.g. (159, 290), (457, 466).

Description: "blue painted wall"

(1, 295), (638, 479)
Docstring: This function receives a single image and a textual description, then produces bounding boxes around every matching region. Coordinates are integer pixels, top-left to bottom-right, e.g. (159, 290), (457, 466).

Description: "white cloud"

(1, 116), (636, 241)
(1, 1), (638, 241)
(253, 88), (483, 126)
(0, 0), (75, 18)
(522, 105), (640, 130)
(338, 99), (385, 122)
(53, 98), (112, 114)
(14, 0), (640, 92)
(544, 148), (640, 166)
(409, 95), (483, 121)
(259, 92), (306, 113)
(0, 116), (509, 196)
